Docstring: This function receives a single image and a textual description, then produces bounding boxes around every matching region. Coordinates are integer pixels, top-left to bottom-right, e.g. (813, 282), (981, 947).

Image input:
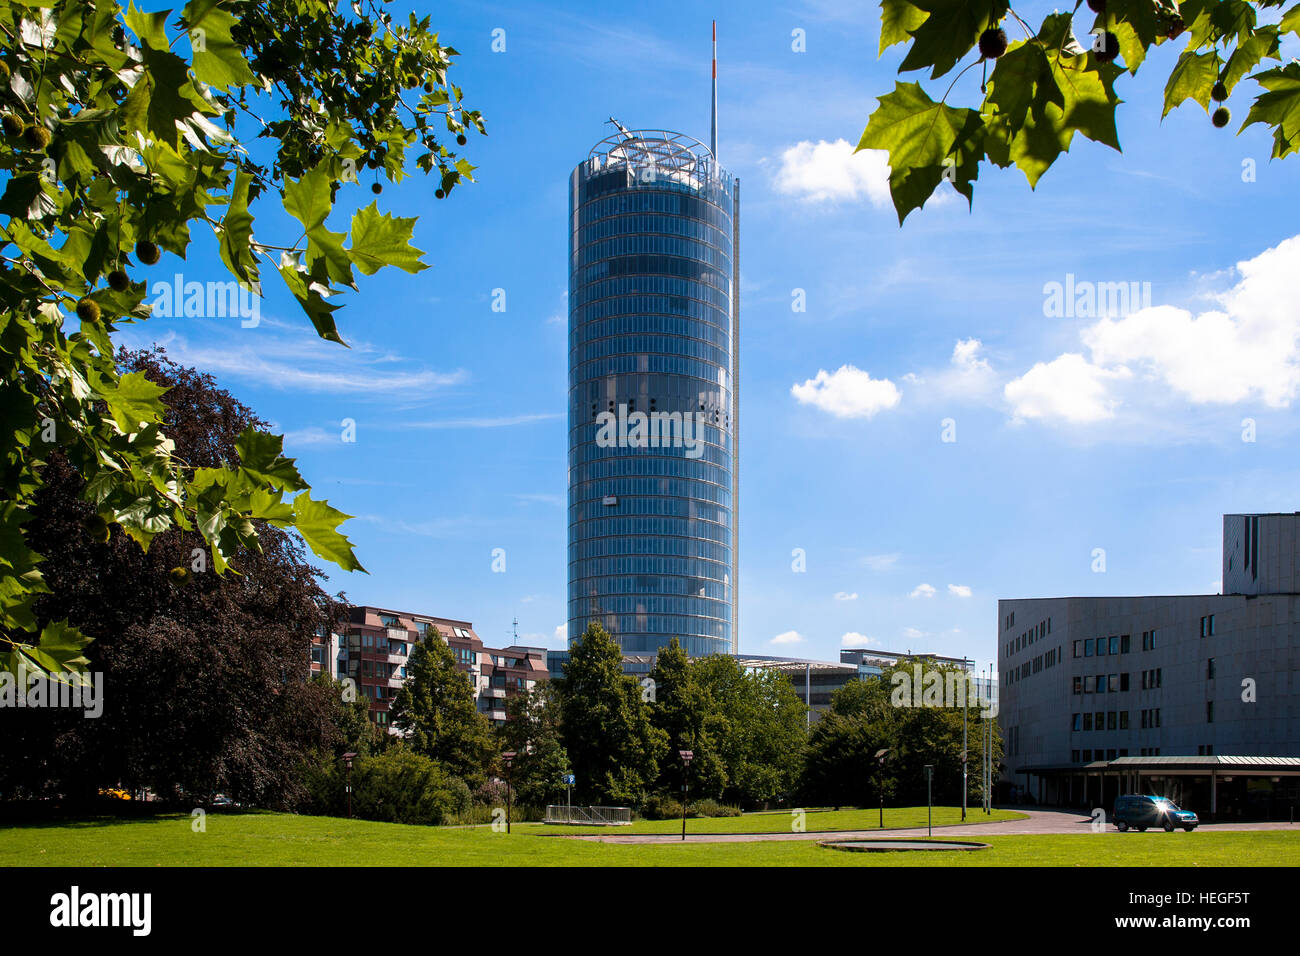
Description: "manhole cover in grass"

(820, 839), (990, 852)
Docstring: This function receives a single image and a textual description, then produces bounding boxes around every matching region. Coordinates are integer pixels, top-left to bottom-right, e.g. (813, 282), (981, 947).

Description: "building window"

(1097, 674), (1107, 693)
(1072, 713), (1082, 731)
(1073, 676), (1082, 694)
(1206, 700), (1214, 723)
(1120, 672), (1130, 691)
(1073, 640), (1082, 658)
(1095, 637), (1106, 656)
(1120, 634), (1130, 653)
(1082, 749), (1093, 761)
(1206, 657), (1215, 679)
(1107, 711), (1117, 730)
(1083, 713), (1093, 731)
(1119, 711), (1129, 730)
(1108, 673), (1117, 693)
(1084, 641), (1093, 658)
(1083, 675), (1094, 693)
(1108, 636), (1119, 655)
(1095, 710), (1104, 730)
(1072, 749), (1081, 763)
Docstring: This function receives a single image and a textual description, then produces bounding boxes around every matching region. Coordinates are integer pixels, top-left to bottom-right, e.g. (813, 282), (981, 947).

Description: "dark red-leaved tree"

(0, 347), (368, 808)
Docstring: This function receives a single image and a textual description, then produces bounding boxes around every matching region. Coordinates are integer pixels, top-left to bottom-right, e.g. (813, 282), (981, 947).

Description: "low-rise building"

(998, 513), (1300, 819)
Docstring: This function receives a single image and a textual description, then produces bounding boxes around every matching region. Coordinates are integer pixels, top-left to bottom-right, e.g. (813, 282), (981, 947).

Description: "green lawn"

(4, 810), (1297, 866)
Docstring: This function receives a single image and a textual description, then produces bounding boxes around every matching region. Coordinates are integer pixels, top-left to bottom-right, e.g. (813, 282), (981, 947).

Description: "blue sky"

(123, 0), (1300, 672)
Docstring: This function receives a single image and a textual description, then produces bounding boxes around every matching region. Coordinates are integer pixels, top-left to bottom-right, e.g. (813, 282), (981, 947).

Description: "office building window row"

(1073, 748), (1128, 762)
(1071, 710), (1130, 732)
(1003, 616), (1052, 657)
(1140, 708), (1162, 728)
(1141, 629), (1158, 650)
(1140, 668), (1162, 690)
(1072, 672), (1130, 694)
(1200, 614), (1216, 637)
(1072, 634), (1131, 658)
(1139, 747), (1161, 756)
(1197, 744), (1215, 755)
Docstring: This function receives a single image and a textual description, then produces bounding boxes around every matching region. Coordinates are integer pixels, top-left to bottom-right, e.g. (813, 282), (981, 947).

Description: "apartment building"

(313, 605), (547, 730)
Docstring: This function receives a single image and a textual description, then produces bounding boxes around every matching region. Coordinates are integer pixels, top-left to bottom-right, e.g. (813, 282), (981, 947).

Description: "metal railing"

(544, 805), (633, 826)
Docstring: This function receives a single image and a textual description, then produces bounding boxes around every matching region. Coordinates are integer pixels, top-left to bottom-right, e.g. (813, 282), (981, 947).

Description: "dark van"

(1113, 794), (1199, 832)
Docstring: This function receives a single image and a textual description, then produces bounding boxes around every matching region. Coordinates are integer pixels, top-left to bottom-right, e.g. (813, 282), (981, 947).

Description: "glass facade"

(568, 131), (738, 658)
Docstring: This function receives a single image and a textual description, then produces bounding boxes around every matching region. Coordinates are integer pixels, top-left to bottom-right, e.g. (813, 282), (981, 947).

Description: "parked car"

(1113, 794), (1199, 832)
(97, 787), (131, 801)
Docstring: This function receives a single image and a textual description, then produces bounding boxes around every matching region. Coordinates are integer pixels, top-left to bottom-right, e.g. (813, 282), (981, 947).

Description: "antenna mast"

(710, 20), (718, 161)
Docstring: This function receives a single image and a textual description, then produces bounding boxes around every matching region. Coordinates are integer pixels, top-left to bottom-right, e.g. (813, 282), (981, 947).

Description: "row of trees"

(0, 349), (998, 819)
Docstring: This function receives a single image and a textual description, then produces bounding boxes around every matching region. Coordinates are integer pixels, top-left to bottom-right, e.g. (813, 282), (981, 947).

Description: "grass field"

(3, 810), (1297, 866)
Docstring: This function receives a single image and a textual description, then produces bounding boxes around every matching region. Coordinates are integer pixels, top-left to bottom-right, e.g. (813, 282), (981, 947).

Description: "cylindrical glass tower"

(568, 129), (738, 658)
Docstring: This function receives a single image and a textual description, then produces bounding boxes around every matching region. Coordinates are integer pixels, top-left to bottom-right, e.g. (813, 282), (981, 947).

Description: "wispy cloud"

(947, 584), (972, 598)
(909, 583), (936, 599)
(841, 631), (876, 646)
(833, 591), (858, 601)
(391, 412), (563, 430)
(861, 552), (901, 571)
(770, 630), (804, 645)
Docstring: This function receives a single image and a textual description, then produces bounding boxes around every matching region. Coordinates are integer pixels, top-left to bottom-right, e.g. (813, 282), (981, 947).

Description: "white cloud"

(1080, 236), (1300, 407)
(947, 584), (972, 598)
(791, 365), (902, 419)
(833, 591), (858, 601)
(841, 632), (876, 646)
(1004, 353), (1130, 424)
(773, 138), (891, 205)
(909, 583), (936, 599)
(902, 626), (927, 640)
(553, 624), (567, 645)
(770, 630), (804, 645)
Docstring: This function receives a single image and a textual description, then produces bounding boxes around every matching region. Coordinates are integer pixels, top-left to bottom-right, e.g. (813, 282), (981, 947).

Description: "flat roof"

(1017, 756), (1300, 773)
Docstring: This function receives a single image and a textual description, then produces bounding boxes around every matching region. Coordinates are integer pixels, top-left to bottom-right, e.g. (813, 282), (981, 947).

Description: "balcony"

(481, 686), (506, 699)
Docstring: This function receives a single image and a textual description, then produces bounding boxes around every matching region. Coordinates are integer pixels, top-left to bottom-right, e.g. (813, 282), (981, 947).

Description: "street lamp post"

(502, 751), (516, 834)
(679, 750), (694, 842)
(924, 764), (934, 838)
(342, 752), (357, 819)
(962, 658), (970, 822)
(874, 748), (889, 829)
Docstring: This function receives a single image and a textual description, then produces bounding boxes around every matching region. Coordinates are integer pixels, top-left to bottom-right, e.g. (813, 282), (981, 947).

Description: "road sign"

(562, 773), (575, 786)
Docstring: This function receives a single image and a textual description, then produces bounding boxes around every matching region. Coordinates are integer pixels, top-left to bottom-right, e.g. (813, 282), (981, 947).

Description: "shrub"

(299, 748), (471, 825)
(689, 798), (742, 818)
(640, 794), (684, 820)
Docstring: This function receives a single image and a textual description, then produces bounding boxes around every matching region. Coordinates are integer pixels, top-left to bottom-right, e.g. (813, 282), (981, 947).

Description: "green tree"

(859, 0), (1300, 222)
(390, 633), (495, 787)
(647, 638), (727, 800)
(500, 681), (570, 808)
(692, 655), (808, 807)
(556, 621), (665, 806)
(0, 0), (483, 679)
(800, 662), (1003, 808)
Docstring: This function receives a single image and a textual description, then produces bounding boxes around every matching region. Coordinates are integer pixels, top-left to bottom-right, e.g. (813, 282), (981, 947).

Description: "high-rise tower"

(567, 30), (739, 658)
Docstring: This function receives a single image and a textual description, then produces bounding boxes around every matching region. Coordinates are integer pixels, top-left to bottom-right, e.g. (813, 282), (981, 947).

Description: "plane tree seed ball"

(1212, 81), (1227, 102)
(978, 27), (1008, 60)
(136, 240), (160, 265)
(1094, 31), (1120, 63)
(2, 113), (22, 137)
(1212, 106), (1231, 128)
(23, 124), (51, 149)
(75, 298), (101, 323)
(107, 269), (130, 291)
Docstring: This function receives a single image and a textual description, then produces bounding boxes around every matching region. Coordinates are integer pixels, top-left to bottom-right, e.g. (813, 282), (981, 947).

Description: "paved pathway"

(555, 807), (1299, 844)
